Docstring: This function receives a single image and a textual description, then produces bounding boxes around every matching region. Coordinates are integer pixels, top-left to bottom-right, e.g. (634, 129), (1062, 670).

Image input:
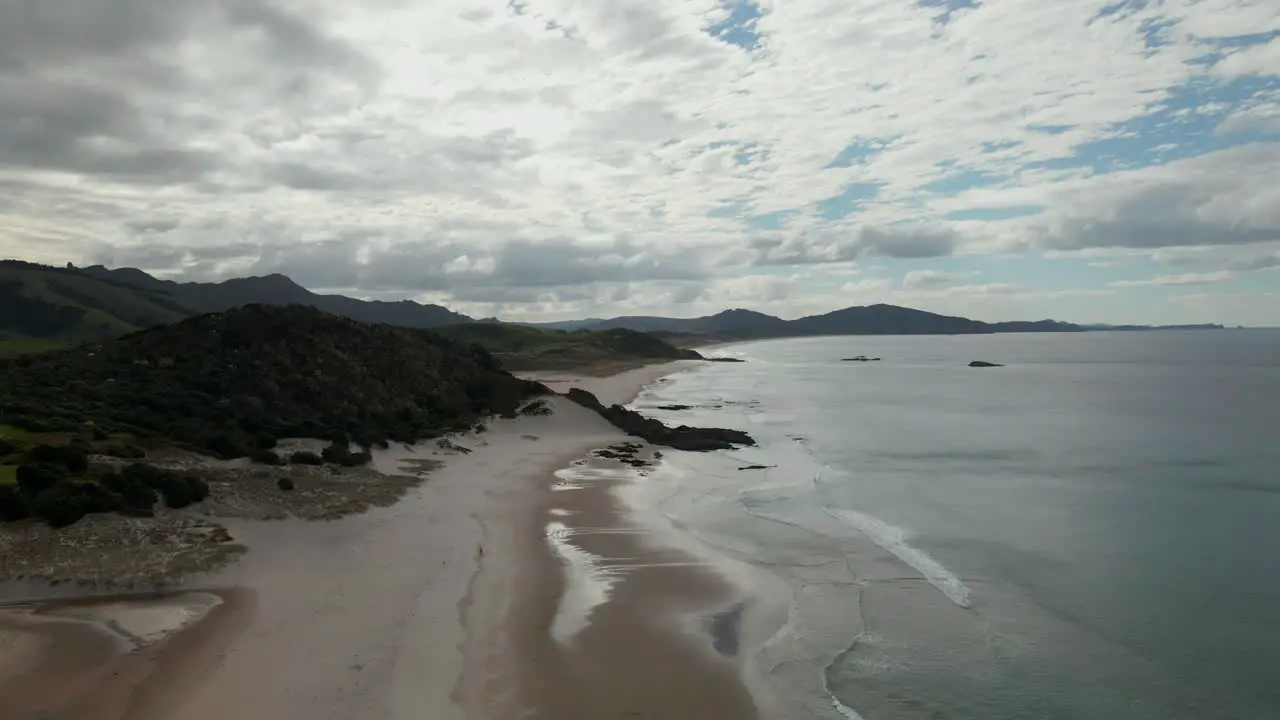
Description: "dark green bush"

(186, 476), (210, 502)
(33, 482), (87, 527)
(249, 449), (283, 465)
(158, 477), (194, 508)
(16, 463), (65, 497)
(202, 433), (244, 459)
(0, 486), (32, 521)
(77, 482), (122, 514)
(255, 434), (278, 450)
(100, 472), (157, 510)
(289, 450), (323, 466)
(321, 442), (349, 464)
(25, 444), (89, 473)
(340, 451), (372, 467)
(0, 438), (17, 456)
(116, 463), (207, 509)
(277, 477), (295, 491)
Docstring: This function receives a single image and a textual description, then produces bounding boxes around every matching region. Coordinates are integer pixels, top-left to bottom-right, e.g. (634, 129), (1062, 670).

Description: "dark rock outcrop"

(565, 388), (755, 452)
(968, 360), (1003, 367)
(705, 357), (746, 363)
(841, 356), (881, 362)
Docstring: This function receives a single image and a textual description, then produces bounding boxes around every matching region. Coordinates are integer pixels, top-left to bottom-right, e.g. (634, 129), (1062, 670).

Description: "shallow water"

(633, 330), (1280, 720)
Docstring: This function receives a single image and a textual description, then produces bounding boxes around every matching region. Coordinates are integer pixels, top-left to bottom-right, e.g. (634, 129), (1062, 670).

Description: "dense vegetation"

(0, 438), (209, 527)
(432, 323), (701, 369)
(0, 305), (544, 460)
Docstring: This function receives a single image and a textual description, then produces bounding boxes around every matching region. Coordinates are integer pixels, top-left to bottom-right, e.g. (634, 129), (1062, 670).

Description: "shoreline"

(0, 358), (783, 719)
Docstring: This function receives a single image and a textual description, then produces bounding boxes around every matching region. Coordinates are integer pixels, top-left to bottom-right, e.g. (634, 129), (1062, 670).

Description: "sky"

(1, 0), (1277, 325)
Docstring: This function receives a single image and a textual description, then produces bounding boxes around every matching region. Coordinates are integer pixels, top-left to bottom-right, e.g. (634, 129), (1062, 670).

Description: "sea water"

(630, 331), (1280, 720)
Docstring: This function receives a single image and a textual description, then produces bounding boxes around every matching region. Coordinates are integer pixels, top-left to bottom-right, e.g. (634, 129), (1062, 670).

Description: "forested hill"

(0, 305), (542, 458)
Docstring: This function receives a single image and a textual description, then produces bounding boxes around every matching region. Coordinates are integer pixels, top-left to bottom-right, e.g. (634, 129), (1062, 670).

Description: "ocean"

(629, 330), (1280, 720)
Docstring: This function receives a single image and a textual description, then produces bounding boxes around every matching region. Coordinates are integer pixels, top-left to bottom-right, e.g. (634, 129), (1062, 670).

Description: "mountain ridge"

(77, 264), (472, 329)
(6, 262), (1223, 347)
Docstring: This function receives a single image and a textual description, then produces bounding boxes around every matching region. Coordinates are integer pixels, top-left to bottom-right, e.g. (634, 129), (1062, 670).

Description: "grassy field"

(0, 466), (14, 485)
(0, 338), (68, 358)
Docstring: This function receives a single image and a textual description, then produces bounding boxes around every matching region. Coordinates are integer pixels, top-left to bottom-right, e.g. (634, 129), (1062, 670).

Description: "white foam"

(823, 508), (971, 608)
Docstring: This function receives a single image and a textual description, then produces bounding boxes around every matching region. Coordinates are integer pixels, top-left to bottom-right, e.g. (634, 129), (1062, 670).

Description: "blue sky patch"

(707, 1), (763, 50)
(816, 183), (881, 221)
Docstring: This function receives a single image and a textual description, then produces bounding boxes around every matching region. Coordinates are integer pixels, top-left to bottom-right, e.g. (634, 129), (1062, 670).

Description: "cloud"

(901, 269), (980, 288)
(1, 0), (1277, 323)
(1212, 36), (1280, 79)
(1110, 271), (1234, 287)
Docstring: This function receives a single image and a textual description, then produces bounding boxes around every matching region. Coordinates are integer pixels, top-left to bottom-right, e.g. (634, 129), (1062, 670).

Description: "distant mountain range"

(1, 261), (1225, 346)
(529, 305), (1081, 338)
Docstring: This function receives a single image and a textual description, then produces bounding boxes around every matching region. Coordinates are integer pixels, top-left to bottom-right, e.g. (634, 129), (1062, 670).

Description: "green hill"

(0, 261), (193, 343)
(432, 323), (701, 370)
(0, 305), (542, 459)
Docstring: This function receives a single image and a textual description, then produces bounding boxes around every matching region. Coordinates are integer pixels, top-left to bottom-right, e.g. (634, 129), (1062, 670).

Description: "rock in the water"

(968, 360), (1003, 368)
(656, 404), (693, 411)
(705, 357), (746, 363)
(565, 388), (755, 452)
(737, 464), (776, 471)
(841, 356), (881, 362)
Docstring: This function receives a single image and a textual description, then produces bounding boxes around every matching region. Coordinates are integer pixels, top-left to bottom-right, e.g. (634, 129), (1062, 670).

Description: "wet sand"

(461, 450), (778, 719)
(0, 359), (780, 719)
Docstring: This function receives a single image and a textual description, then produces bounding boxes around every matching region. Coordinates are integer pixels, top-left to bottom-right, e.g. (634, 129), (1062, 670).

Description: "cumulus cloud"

(1, 0), (1277, 321)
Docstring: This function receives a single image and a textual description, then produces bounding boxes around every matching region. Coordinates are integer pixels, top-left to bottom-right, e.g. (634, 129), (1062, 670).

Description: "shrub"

(277, 477), (295, 491)
(0, 438), (17, 457)
(340, 451), (372, 467)
(249, 449), (283, 465)
(203, 433), (244, 459)
(16, 463), (65, 497)
(100, 472), (157, 511)
(156, 475), (194, 509)
(33, 482), (87, 527)
(321, 442), (350, 464)
(25, 444), (89, 473)
(289, 450), (323, 466)
(0, 486), (32, 521)
(255, 434), (278, 450)
(115, 463), (208, 509)
(77, 482), (122, 514)
(186, 476), (211, 502)
(119, 462), (165, 486)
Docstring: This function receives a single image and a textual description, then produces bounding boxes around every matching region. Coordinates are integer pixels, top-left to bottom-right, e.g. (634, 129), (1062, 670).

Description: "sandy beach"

(1, 359), (779, 719)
